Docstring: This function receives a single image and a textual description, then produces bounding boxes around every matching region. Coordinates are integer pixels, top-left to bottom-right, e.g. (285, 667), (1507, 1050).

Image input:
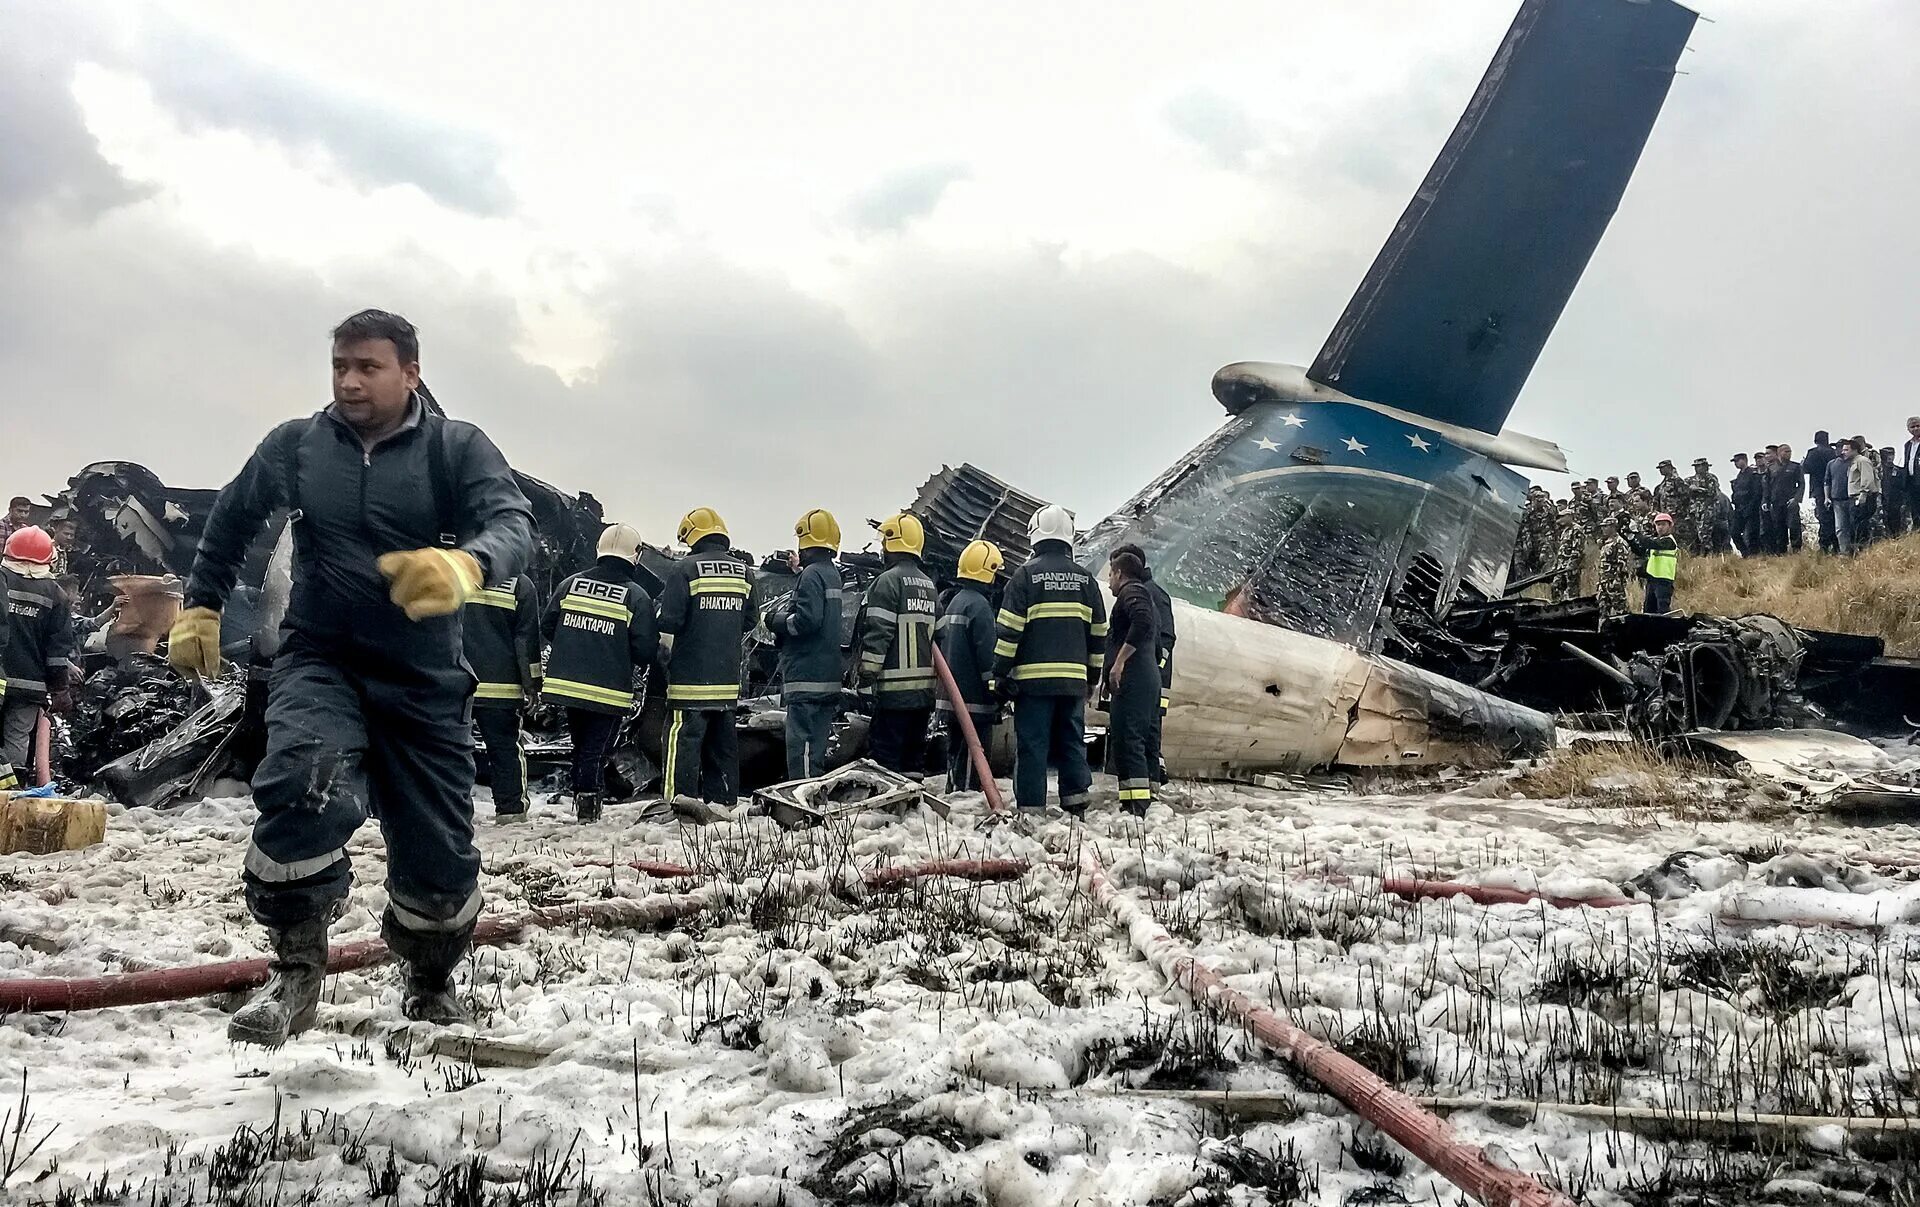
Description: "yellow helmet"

(957, 540), (1003, 583)
(676, 507), (728, 547)
(879, 511), (925, 556)
(794, 508), (841, 552)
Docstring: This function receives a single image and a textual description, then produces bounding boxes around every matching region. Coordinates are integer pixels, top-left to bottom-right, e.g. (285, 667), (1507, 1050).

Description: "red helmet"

(3, 526), (54, 564)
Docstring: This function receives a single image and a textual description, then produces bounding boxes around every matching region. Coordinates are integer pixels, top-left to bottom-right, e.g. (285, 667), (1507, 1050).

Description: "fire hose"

(1081, 843), (1577, 1207)
(0, 892), (712, 1015)
(1381, 878), (1636, 910)
(931, 644), (1007, 813)
(0, 856), (1045, 1016)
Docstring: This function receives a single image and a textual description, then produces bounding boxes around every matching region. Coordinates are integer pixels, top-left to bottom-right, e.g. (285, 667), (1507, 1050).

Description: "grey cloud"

(0, 4), (150, 223)
(839, 162), (970, 234)
(7, 1), (1920, 557)
(1164, 87), (1260, 169)
(128, 14), (513, 217)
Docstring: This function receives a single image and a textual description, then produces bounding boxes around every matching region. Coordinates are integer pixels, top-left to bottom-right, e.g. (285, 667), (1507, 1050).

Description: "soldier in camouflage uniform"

(1512, 485), (1557, 579)
(1594, 517), (1633, 621)
(1623, 472), (1655, 512)
(1551, 504), (1588, 602)
(1685, 457), (1722, 554)
(1582, 479), (1608, 534)
(1652, 460), (1691, 549)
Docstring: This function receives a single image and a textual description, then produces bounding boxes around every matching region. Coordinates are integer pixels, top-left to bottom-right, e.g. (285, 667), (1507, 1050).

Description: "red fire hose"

(1082, 844), (1576, 1207)
(1381, 878), (1636, 911)
(931, 645), (1007, 813)
(863, 857), (1030, 890)
(0, 892), (712, 1015)
(34, 709), (51, 788)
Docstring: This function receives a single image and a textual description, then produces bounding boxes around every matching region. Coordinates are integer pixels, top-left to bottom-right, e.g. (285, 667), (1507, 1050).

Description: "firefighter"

(657, 508), (753, 810)
(770, 509), (845, 780)
(935, 539), (1002, 791)
(542, 524), (658, 821)
(1113, 542), (1174, 784)
(171, 309), (534, 1043)
(992, 505), (1106, 816)
(462, 570), (541, 823)
(1103, 548), (1162, 817)
(2, 527), (74, 789)
(855, 512), (938, 775)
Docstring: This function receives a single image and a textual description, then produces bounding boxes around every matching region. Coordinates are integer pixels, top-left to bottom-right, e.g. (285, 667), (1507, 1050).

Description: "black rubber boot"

(575, 791), (603, 822)
(228, 916), (331, 1047)
(402, 968), (471, 1025)
(384, 916), (473, 1026)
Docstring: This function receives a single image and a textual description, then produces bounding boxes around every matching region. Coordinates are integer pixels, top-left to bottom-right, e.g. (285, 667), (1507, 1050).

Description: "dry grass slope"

(1674, 531), (1920, 656)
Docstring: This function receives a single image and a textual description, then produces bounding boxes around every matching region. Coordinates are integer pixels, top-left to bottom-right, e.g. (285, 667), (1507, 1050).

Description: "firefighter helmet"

(794, 508), (841, 552)
(2, 526), (53, 565)
(676, 507), (728, 547)
(596, 523), (644, 562)
(956, 540), (1003, 584)
(879, 512), (925, 556)
(1027, 504), (1075, 547)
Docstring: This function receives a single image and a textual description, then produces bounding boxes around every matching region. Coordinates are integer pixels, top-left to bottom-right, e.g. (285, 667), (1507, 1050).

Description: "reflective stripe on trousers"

(245, 843), (349, 883)
(388, 884), (484, 934)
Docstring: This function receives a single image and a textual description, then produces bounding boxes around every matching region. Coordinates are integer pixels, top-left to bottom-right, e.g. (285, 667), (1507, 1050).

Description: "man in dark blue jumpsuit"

(172, 310), (534, 1045)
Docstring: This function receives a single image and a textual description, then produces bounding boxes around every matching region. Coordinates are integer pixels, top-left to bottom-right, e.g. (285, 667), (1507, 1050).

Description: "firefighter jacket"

(1141, 569), (1175, 708)
(934, 582), (996, 717)
(542, 557), (659, 715)
(184, 399), (534, 668)
(991, 543), (1108, 697)
(772, 548), (845, 702)
(856, 553), (937, 710)
(464, 575), (541, 708)
(2, 567), (74, 703)
(656, 535), (754, 710)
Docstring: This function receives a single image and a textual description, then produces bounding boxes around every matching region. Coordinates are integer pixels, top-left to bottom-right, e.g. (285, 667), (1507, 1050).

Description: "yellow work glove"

(167, 606), (224, 678)
(376, 548), (483, 621)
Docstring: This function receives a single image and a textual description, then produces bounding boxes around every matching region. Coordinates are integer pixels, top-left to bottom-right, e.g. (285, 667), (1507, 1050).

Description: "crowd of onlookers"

(1516, 421), (1920, 575)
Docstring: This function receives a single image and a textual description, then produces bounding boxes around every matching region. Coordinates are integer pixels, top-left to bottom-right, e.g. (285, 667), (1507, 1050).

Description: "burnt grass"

(1080, 1004), (1244, 1091)
(1671, 938), (1865, 1016)
(1156, 1142), (1321, 1207)
(1616, 1151), (1920, 1207)
(801, 1096), (992, 1204)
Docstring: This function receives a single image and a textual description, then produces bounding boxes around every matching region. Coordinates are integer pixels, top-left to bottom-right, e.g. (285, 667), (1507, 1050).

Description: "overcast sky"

(5, 1), (1916, 550)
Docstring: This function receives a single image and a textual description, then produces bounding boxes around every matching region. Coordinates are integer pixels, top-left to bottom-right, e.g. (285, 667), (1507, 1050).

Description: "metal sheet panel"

(1308, 0), (1697, 434)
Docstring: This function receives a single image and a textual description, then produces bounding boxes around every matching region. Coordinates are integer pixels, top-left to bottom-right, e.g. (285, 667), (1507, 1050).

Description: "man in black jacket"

(171, 310), (534, 1044)
(543, 523), (658, 821)
(1113, 543), (1174, 784)
(771, 510), (845, 780)
(935, 540), (1001, 791)
(463, 572), (541, 822)
(1728, 453), (1760, 556)
(657, 508), (753, 810)
(1102, 550), (1161, 817)
(1803, 432), (1839, 553)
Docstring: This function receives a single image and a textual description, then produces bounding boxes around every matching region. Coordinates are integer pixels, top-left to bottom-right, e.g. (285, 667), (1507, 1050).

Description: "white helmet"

(596, 523), (644, 563)
(1028, 504), (1075, 547)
